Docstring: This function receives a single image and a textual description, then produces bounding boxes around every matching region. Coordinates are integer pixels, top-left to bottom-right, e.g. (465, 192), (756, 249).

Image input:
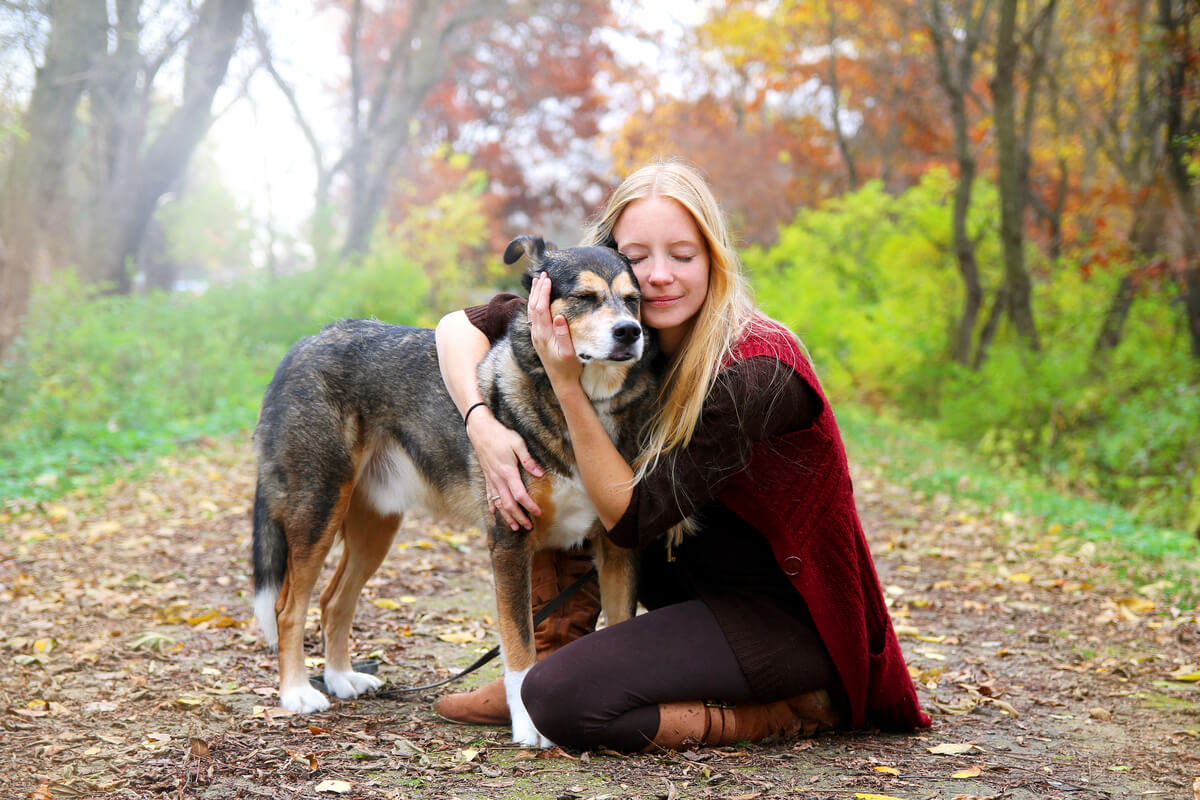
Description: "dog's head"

(504, 235), (645, 364)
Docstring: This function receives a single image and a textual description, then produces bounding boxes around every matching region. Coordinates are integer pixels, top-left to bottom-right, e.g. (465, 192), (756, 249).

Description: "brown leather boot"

(645, 690), (842, 750)
(433, 546), (601, 725)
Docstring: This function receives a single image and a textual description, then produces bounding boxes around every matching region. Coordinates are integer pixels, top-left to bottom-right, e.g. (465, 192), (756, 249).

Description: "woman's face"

(612, 196), (710, 356)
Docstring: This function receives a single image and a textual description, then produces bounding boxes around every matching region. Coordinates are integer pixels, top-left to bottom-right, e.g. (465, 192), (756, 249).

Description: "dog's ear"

(503, 235), (546, 267)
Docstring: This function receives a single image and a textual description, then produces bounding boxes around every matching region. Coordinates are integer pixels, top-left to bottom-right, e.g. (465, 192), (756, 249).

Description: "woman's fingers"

(470, 414), (543, 530)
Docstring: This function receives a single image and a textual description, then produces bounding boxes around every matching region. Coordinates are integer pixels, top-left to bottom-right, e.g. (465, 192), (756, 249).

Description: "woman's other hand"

(466, 408), (543, 531)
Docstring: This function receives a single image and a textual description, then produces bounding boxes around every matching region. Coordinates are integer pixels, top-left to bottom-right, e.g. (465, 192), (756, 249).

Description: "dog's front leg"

(489, 528), (554, 748)
(592, 533), (638, 627)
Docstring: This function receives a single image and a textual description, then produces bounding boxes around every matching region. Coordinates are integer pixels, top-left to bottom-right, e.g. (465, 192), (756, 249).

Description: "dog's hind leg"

(592, 533), (638, 627)
(489, 531), (553, 747)
(275, 488), (353, 714)
(319, 490), (400, 700)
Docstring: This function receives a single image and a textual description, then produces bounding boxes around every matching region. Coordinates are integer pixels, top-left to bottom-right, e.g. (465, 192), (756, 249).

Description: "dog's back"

(252, 319), (476, 643)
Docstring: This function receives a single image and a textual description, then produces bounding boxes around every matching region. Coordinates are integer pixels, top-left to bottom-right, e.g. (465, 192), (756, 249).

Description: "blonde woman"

(434, 161), (929, 750)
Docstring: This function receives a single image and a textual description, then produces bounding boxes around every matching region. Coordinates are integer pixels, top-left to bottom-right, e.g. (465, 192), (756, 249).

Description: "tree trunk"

(1157, 0), (1200, 357)
(973, 282), (1009, 369)
(90, 0), (249, 291)
(1091, 274), (1137, 366)
(927, 0), (988, 366)
(992, 0), (1040, 351)
(0, 0), (107, 355)
(826, 0), (858, 191)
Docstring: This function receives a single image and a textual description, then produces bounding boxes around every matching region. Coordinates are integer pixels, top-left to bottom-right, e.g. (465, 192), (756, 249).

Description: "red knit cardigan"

(714, 318), (931, 731)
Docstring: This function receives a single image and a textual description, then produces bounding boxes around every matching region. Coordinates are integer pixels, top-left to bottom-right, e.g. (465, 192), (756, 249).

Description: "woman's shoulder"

(728, 315), (809, 366)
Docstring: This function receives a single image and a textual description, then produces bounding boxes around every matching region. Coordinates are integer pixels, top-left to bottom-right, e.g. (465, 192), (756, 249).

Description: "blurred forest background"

(0, 0), (1197, 542)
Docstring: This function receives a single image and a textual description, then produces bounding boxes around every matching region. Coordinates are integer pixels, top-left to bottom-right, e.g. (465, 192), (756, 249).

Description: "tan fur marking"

(491, 542), (537, 673)
(276, 481), (354, 693)
(611, 271), (637, 297)
(576, 270), (608, 294)
(319, 490), (402, 673)
(592, 533), (638, 626)
(524, 475), (558, 552)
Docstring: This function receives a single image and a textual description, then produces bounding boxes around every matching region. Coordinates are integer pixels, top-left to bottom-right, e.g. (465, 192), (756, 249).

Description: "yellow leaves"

(175, 693), (208, 707)
(1006, 572), (1032, 584)
(373, 596), (416, 609)
(873, 765), (900, 775)
(855, 794), (910, 800)
(437, 630), (483, 644)
(185, 609), (243, 628)
(951, 765), (985, 778)
(1169, 664), (1200, 682)
(1115, 596), (1155, 615)
(927, 743), (981, 755)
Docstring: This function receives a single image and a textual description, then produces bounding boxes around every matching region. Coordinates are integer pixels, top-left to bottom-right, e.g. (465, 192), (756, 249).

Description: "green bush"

(749, 172), (1199, 533)
(0, 240), (435, 503)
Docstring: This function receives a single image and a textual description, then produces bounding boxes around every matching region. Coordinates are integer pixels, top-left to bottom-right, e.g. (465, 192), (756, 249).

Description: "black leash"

(308, 566), (598, 697)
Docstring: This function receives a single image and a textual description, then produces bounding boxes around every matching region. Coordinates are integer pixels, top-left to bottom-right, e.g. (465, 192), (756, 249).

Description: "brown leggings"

(521, 600), (835, 751)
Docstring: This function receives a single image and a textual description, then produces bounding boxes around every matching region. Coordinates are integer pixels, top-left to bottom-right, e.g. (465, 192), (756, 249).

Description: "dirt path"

(1, 436), (1197, 800)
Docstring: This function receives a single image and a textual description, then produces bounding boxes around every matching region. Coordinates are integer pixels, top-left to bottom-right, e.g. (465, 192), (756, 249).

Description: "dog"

(251, 235), (655, 747)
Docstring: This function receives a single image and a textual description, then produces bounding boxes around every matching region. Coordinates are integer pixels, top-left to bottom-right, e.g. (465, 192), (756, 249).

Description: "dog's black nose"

(612, 321), (642, 345)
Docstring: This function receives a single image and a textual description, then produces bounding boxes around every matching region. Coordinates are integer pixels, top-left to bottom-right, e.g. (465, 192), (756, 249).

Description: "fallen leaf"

(873, 766), (900, 775)
(928, 743), (980, 755)
(142, 733), (171, 749)
(1089, 707), (1113, 721)
(315, 779), (352, 794)
(1169, 665), (1200, 682)
(373, 599), (402, 610)
(854, 794), (910, 800)
(190, 738), (210, 757)
(128, 631), (180, 652)
(951, 765), (984, 778)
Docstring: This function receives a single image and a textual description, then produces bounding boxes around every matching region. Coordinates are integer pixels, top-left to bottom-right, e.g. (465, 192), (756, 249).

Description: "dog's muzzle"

(606, 321), (643, 362)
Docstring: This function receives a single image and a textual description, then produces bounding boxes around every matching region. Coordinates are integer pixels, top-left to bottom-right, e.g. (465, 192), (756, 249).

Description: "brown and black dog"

(251, 236), (656, 746)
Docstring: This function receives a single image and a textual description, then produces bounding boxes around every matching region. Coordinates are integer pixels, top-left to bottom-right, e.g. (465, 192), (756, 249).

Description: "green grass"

(838, 403), (1200, 605)
(0, 402), (256, 510)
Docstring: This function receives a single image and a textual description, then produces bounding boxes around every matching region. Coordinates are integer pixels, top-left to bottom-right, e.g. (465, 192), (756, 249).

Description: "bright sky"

(208, 1), (714, 258)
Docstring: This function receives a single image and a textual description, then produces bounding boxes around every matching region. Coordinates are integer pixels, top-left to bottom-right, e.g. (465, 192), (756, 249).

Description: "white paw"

(504, 668), (555, 748)
(324, 668), (383, 699)
(279, 684), (330, 713)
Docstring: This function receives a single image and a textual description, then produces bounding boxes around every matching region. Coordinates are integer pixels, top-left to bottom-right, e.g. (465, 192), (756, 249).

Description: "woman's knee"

(522, 648), (627, 747)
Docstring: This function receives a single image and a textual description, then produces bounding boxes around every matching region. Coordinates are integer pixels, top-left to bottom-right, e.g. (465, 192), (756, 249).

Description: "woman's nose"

(644, 256), (672, 284)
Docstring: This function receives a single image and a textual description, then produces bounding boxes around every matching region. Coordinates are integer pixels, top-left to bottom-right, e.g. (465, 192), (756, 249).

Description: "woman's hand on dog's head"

(528, 273), (583, 391)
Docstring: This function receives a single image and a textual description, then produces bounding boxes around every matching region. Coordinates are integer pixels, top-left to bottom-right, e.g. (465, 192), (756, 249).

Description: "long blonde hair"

(582, 160), (758, 483)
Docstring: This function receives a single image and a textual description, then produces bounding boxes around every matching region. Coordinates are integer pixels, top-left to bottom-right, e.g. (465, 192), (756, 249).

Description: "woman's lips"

(646, 296), (679, 307)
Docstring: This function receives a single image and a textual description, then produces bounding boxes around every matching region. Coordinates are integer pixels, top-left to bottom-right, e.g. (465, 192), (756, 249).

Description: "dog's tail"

(251, 481), (287, 648)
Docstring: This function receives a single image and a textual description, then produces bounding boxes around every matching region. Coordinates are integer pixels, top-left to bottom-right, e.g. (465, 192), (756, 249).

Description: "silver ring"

(489, 495), (502, 503)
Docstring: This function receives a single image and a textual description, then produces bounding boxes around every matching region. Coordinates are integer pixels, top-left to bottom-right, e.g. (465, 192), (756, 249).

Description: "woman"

(434, 160), (930, 751)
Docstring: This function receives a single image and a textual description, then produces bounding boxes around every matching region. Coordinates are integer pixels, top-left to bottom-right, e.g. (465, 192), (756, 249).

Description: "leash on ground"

(307, 566), (599, 697)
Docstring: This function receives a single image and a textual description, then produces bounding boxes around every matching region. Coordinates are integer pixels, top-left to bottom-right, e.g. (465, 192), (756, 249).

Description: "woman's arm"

(526, 273), (634, 529)
(435, 310), (544, 530)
